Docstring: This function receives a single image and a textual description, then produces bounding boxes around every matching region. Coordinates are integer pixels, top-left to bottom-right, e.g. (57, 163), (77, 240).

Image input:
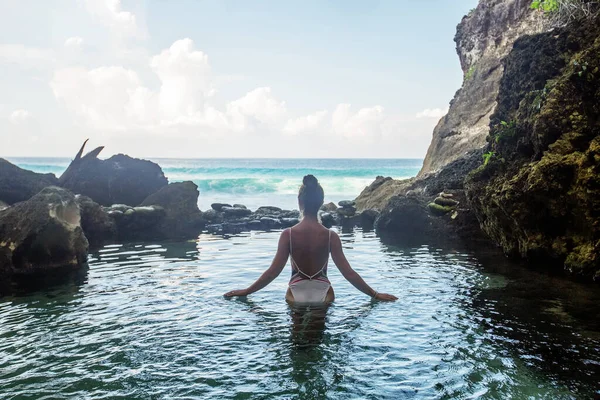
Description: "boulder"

(375, 195), (441, 243)
(0, 158), (59, 205)
(255, 206), (282, 214)
(211, 203), (232, 211)
(0, 187), (88, 277)
(222, 206), (252, 218)
(320, 202), (337, 212)
(76, 195), (117, 248)
(58, 140), (168, 206)
(140, 181), (205, 240)
(360, 209), (380, 230)
(110, 205), (166, 242)
(337, 206), (356, 217)
(354, 176), (414, 212)
(233, 204), (247, 209)
(203, 209), (223, 223)
(338, 200), (356, 208)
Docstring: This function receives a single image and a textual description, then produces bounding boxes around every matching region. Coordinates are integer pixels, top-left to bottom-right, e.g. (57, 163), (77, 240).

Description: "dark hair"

(299, 174), (324, 216)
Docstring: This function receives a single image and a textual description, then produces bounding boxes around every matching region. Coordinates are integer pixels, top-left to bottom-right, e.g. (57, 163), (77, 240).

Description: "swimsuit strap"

(289, 227), (330, 280)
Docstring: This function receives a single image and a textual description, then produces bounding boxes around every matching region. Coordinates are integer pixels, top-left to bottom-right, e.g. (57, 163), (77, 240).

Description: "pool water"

(1, 229), (599, 399)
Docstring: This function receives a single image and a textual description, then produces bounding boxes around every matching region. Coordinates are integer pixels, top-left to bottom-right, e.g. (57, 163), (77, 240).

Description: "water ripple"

(1, 229), (600, 399)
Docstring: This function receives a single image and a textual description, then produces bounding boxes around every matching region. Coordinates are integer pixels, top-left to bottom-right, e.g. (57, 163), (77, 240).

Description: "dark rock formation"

(0, 187), (88, 277)
(107, 205), (166, 242)
(419, 0), (547, 176)
(140, 181), (205, 240)
(59, 140), (168, 206)
(76, 195), (117, 248)
(355, 176), (413, 212)
(0, 158), (59, 204)
(465, 15), (600, 280)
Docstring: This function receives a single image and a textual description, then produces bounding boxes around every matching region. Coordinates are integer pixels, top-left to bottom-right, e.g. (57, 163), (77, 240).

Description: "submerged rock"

(0, 158), (59, 205)
(0, 187), (88, 277)
(58, 140), (168, 206)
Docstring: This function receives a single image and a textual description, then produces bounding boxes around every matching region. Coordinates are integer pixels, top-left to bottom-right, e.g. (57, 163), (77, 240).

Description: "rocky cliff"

(419, 0), (547, 176)
(465, 14), (600, 280)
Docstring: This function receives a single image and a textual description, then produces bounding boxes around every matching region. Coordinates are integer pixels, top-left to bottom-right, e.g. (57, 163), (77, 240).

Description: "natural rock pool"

(1, 229), (599, 399)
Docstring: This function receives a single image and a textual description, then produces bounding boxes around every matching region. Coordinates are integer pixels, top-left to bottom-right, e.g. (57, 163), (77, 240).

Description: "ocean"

(7, 157), (422, 210)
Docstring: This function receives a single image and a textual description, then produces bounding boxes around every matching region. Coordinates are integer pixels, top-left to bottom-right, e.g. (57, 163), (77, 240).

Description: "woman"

(224, 175), (397, 304)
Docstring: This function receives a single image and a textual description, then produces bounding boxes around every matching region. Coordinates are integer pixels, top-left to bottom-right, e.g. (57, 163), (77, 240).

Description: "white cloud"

(150, 38), (214, 119)
(415, 107), (448, 119)
(332, 104), (385, 138)
(64, 37), (84, 49)
(84, 0), (144, 39)
(0, 44), (55, 69)
(283, 110), (328, 136)
(9, 109), (32, 124)
(226, 87), (287, 132)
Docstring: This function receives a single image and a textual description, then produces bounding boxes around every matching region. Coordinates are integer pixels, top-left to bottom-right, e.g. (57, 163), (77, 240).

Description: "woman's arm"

(224, 229), (290, 297)
(330, 231), (397, 301)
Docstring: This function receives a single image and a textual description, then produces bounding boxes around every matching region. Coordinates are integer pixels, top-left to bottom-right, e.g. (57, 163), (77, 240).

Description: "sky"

(0, 0), (478, 158)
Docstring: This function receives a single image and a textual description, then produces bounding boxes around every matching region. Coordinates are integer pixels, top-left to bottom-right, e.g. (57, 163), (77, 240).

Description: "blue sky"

(0, 0), (478, 158)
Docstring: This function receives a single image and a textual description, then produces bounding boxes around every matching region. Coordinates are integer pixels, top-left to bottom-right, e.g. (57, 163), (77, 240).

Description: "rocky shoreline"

(0, 147), (382, 291)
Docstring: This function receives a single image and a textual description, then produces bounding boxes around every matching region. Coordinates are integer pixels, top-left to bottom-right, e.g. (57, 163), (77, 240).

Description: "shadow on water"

(380, 231), (600, 398)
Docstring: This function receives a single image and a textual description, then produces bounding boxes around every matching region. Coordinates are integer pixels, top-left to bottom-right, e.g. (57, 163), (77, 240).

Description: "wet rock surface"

(0, 187), (88, 278)
(76, 195), (117, 249)
(58, 140), (168, 206)
(0, 158), (59, 205)
(465, 15), (600, 281)
(140, 181), (205, 240)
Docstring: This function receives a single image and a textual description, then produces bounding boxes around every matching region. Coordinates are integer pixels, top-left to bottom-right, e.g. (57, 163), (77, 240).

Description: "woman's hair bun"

(303, 174), (318, 186)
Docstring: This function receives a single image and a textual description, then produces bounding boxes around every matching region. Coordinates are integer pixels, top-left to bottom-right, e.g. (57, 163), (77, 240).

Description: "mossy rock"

(427, 202), (453, 216)
(434, 197), (459, 207)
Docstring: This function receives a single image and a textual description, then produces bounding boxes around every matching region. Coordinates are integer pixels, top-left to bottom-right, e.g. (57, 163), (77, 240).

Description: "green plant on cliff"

(531, 0), (600, 26)
(493, 120), (517, 143)
(482, 151), (495, 166)
(464, 65), (475, 81)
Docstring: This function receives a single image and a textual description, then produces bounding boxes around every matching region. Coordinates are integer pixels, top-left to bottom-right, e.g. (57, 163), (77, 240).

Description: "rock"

(320, 212), (336, 228)
(0, 200), (8, 211)
(419, 0), (548, 176)
(360, 209), (380, 230)
(279, 210), (300, 219)
(428, 202), (453, 216)
(109, 204), (131, 212)
(203, 209), (223, 223)
(465, 15), (600, 280)
(440, 192), (454, 199)
(140, 181), (205, 240)
(320, 202), (337, 212)
(281, 218), (299, 228)
(76, 195), (117, 248)
(211, 203), (232, 211)
(233, 204), (247, 209)
(222, 222), (246, 234)
(255, 206), (282, 214)
(0, 187), (88, 278)
(375, 195), (441, 243)
(259, 217), (281, 230)
(354, 176), (414, 212)
(113, 205), (166, 242)
(434, 197), (459, 207)
(337, 206), (356, 217)
(0, 158), (59, 205)
(222, 206), (252, 218)
(58, 140), (168, 206)
(338, 200), (356, 208)
(247, 220), (263, 230)
(206, 224), (224, 234)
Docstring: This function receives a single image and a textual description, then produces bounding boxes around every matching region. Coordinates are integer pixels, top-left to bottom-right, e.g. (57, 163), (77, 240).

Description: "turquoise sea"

(6, 158), (422, 210)
(2, 158), (600, 399)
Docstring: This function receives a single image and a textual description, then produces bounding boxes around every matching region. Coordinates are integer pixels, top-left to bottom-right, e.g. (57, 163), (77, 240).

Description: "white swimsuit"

(288, 228), (332, 304)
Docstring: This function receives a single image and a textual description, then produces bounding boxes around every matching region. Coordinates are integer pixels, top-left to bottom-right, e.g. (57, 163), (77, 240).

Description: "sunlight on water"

(1, 229), (599, 399)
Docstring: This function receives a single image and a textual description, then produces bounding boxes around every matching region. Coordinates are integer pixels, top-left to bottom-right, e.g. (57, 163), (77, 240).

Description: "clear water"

(6, 158), (422, 210)
(1, 229), (599, 399)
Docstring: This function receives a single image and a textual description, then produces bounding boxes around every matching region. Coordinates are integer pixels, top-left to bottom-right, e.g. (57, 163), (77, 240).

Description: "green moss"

(427, 202), (453, 216)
